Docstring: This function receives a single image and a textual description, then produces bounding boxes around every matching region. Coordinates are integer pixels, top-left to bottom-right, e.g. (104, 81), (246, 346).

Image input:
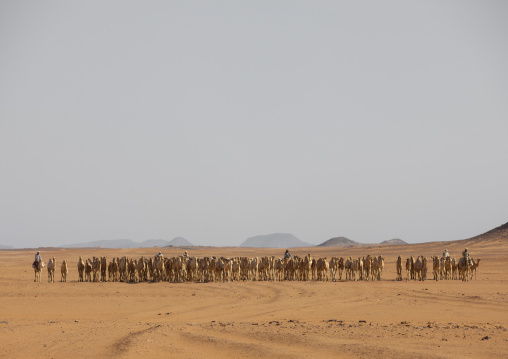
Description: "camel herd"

(33, 253), (480, 283)
(396, 255), (481, 282)
(34, 254), (385, 283)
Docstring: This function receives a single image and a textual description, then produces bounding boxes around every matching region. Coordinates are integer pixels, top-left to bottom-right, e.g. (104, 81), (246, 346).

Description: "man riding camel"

(443, 249), (450, 259)
(32, 251), (42, 268)
(284, 249), (291, 259)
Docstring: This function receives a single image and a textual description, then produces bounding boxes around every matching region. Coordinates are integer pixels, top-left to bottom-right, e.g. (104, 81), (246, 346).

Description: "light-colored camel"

(316, 257), (329, 282)
(153, 255), (164, 282)
(414, 256), (423, 281)
(345, 257), (353, 281)
(77, 256), (85, 282)
(329, 257), (339, 281)
(60, 260), (68, 282)
(470, 258), (481, 280)
(444, 257), (452, 280)
(47, 257), (56, 283)
(451, 258), (458, 280)
(396, 256), (403, 281)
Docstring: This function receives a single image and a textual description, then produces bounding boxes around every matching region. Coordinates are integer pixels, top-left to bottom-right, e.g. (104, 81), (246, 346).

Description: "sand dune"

(0, 237), (507, 358)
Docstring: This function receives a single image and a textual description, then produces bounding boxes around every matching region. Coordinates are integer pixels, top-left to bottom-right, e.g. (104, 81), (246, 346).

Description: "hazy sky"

(1, 1), (507, 248)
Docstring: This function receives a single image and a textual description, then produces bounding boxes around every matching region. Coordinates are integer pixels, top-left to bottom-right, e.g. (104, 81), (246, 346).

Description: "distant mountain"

(240, 233), (314, 248)
(317, 237), (361, 247)
(62, 238), (193, 248)
(0, 244), (14, 249)
(380, 238), (407, 246)
(167, 237), (194, 247)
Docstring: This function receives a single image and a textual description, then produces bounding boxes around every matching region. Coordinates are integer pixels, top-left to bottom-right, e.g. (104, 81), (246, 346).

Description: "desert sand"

(1, 238), (507, 358)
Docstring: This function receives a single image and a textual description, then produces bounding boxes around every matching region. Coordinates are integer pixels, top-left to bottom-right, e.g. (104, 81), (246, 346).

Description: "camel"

(337, 257), (345, 281)
(345, 257), (352, 281)
(451, 258), (458, 280)
(92, 257), (101, 282)
(60, 260), (68, 282)
(238, 257), (249, 281)
(302, 254), (312, 281)
(421, 257), (428, 281)
(432, 256), (440, 281)
(269, 256), (276, 281)
(414, 256), (422, 281)
(349, 258), (358, 281)
(197, 257), (208, 282)
(329, 257), (339, 281)
(153, 255), (164, 282)
(405, 258), (411, 281)
(185, 256), (198, 282)
(208, 257), (217, 282)
(137, 257), (147, 282)
(357, 257), (364, 281)
(127, 258), (137, 282)
(118, 257), (128, 282)
(33, 258), (43, 282)
(396, 256), (402, 281)
(249, 257), (259, 281)
(113, 257), (120, 282)
(364, 255), (372, 281)
(371, 256), (384, 281)
(47, 257), (56, 283)
(257, 257), (269, 281)
(232, 258), (241, 281)
(85, 258), (93, 282)
(470, 258), (481, 280)
(100, 256), (107, 282)
(457, 257), (471, 281)
(316, 257), (329, 282)
(274, 258), (285, 281)
(77, 256), (85, 282)
(410, 256), (416, 280)
(222, 257), (233, 282)
(444, 257), (452, 280)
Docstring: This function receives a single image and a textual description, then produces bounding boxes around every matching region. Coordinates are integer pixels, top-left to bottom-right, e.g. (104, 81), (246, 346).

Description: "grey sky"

(1, 1), (507, 248)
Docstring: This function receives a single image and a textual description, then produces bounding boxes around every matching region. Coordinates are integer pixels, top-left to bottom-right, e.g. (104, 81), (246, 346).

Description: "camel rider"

(33, 251), (42, 267)
(284, 249), (291, 259)
(155, 251), (163, 259)
(443, 249), (450, 259)
(183, 251), (189, 259)
(462, 248), (470, 262)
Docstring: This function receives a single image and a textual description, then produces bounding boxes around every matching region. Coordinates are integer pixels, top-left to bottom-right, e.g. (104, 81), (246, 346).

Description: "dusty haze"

(1, 2), (508, 248)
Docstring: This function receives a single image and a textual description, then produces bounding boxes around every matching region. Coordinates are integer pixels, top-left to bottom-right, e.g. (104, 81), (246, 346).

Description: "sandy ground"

(1, 240), (507, 359)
